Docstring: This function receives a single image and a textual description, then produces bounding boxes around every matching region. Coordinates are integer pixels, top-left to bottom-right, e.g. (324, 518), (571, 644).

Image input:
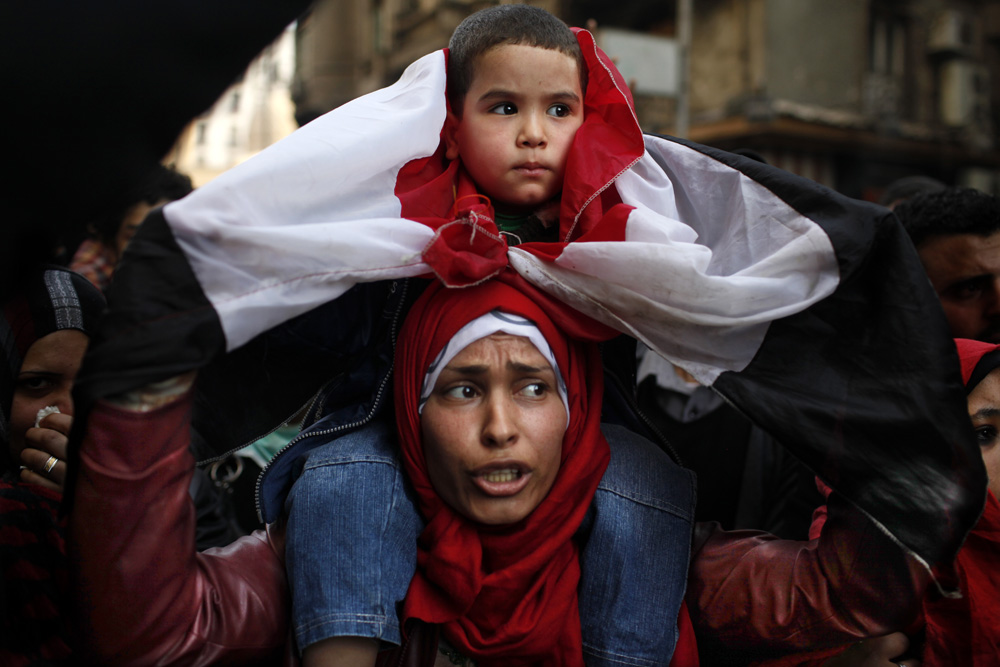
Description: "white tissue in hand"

(34, 405), (60, 428)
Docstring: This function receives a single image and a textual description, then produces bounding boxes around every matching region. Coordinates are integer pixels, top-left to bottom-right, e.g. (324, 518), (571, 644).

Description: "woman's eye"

(547, 103), (571, 117)
(488, 102), (517, 115)
(975, 425), (998, 446)
(443, 385), (478, 400)
(17, 376), (54, 393)
(519, 382), (547, 398)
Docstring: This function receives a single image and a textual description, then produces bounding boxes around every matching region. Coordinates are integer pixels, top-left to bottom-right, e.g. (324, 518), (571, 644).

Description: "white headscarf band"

(418, 310), (569, 427)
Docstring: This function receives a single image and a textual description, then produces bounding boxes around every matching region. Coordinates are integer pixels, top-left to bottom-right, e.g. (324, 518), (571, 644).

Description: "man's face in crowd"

(918, 231), (1000, 343)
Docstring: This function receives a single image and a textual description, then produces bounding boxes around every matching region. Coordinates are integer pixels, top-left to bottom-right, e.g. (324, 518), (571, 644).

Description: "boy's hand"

(20, 411), (72, 494)
(822, 633), (920, 667)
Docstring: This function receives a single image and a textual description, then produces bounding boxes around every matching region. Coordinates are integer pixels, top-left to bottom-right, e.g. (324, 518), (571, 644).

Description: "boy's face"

(444, 44), (584, 212)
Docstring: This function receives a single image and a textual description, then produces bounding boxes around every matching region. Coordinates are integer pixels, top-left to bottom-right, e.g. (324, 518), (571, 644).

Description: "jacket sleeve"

(686, 493), (928, 659)
(69, 391), (290, 666)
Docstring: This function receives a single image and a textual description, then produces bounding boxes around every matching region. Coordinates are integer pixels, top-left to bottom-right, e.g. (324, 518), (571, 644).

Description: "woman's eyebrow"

(971, 406), (1000, 420)
(508, 361), (552, 373)
(443, 364), (489, 375)
(18, 370), (60, 377)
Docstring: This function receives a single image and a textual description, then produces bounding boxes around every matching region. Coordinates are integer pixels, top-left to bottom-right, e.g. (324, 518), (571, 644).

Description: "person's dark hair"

(878, 175), (947, 208)
(447, 4), (586, 114)
(894, 186), (1000, 248)
(92, 164), (193, 245)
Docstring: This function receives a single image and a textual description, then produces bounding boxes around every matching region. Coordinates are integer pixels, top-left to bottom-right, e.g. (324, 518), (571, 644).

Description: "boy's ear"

(443, 110), (460, 161)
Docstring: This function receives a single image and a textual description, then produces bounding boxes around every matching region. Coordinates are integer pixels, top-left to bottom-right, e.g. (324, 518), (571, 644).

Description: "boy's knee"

(285, 423), (423, 650)
(577, 425), (697, 666)
(598, 423), (697, 517)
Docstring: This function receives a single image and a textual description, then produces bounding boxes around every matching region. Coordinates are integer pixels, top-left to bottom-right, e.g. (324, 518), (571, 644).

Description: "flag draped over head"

(394, 272), (608, 666)
(75, 28), (984, 574)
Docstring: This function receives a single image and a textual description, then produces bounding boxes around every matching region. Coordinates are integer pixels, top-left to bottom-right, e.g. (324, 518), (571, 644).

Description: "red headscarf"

(921, 339), (1000, 665)
(394, 271), (611, 665)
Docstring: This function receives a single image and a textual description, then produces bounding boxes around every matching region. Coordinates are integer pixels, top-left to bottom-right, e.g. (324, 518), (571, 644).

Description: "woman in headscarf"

(294, 271), (700, 666)
(921, 339), (999, 666)
(0, 265), (104, 664)
(383, 274), (697, 665)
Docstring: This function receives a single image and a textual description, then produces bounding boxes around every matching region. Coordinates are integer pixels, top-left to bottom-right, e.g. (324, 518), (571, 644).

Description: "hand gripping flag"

(75, 29), (984, 578)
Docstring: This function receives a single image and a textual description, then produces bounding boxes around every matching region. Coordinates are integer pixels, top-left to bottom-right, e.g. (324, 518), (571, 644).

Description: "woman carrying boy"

(70, 4), (979, 666)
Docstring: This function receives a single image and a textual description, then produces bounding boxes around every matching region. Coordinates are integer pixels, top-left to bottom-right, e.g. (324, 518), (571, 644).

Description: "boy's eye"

(547, 103), (572, 118)
(488, 102), (518, 115)
(975, 424), (998, 447)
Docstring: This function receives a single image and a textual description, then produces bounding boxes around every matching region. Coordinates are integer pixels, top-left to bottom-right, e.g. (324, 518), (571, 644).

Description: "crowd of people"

(2, 4), (998, 667)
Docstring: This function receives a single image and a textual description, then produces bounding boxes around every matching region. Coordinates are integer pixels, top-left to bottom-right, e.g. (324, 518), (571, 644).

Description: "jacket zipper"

(253, 279), (409, 522)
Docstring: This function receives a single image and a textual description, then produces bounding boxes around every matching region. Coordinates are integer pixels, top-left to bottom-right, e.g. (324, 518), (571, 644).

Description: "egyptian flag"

(75, 29), (984, 576)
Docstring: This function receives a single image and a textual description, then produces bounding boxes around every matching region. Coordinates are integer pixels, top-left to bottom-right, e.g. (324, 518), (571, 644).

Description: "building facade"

(686, 0), (1000, 198)
(289, 0), (1000, 198)
(168, 24), (299, 186)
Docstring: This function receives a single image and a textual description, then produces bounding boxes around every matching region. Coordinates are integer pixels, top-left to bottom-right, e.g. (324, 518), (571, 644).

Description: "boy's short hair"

(447, 4), (586, 114)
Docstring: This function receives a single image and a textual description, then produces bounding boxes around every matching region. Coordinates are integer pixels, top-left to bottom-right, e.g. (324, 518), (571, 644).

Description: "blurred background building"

(170, 0), (1000, 199)
(167, 24), (298, 186)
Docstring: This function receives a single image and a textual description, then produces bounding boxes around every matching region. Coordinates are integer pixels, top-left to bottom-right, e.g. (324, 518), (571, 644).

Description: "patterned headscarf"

(1, 266), (104, 459)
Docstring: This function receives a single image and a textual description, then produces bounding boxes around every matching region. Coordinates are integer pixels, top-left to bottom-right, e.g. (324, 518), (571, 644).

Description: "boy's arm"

(69, 377), (290, 665)
(687, 492), (928, 656)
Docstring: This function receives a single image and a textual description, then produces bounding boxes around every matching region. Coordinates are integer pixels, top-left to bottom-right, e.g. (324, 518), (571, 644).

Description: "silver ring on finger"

(42, 456), (59, 475)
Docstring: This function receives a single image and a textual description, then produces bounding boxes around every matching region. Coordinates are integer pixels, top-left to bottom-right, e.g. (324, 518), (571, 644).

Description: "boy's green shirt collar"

(493, 209), (559, 246)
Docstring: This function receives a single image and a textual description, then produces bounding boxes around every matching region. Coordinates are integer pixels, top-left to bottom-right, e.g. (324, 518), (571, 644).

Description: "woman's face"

(421, 333), (567, 525)
(966, 367), (1000, 499)
(8, 329), (88, 461)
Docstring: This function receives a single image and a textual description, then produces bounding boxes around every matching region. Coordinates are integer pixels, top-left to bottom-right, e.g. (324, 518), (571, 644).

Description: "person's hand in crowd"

(19, 411), (72, 493)
(822, 633), (920, 667)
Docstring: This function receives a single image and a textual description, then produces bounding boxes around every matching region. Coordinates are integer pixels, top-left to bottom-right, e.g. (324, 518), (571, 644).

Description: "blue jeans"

(286, 421), (695, 666)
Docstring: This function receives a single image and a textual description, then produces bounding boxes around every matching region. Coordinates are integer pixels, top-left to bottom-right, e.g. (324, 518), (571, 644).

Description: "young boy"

(441, 4), (584, 232)
(280, 6), (696, 667)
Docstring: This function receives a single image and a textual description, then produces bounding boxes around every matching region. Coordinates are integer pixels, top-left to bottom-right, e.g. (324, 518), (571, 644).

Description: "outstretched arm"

(69, 376), (290, 665)
(687, 492), (928, 659)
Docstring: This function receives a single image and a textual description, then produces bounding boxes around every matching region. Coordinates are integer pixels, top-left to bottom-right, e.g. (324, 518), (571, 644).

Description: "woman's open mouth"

(473, 465), (531, 496)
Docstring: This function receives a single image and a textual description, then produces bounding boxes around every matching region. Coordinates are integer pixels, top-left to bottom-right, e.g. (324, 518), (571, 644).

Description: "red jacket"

(70, 393), (927, 665)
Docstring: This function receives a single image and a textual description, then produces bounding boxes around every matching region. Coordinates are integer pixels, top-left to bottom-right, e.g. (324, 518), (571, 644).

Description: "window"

(864, 3), (910, 120)
(869, 10), (907, 77)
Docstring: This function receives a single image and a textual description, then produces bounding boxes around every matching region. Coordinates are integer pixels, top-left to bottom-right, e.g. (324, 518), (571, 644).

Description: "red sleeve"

(686, 493), (927, 658)
(69, 393), (290, 665)
(807, 478), (833, 540)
